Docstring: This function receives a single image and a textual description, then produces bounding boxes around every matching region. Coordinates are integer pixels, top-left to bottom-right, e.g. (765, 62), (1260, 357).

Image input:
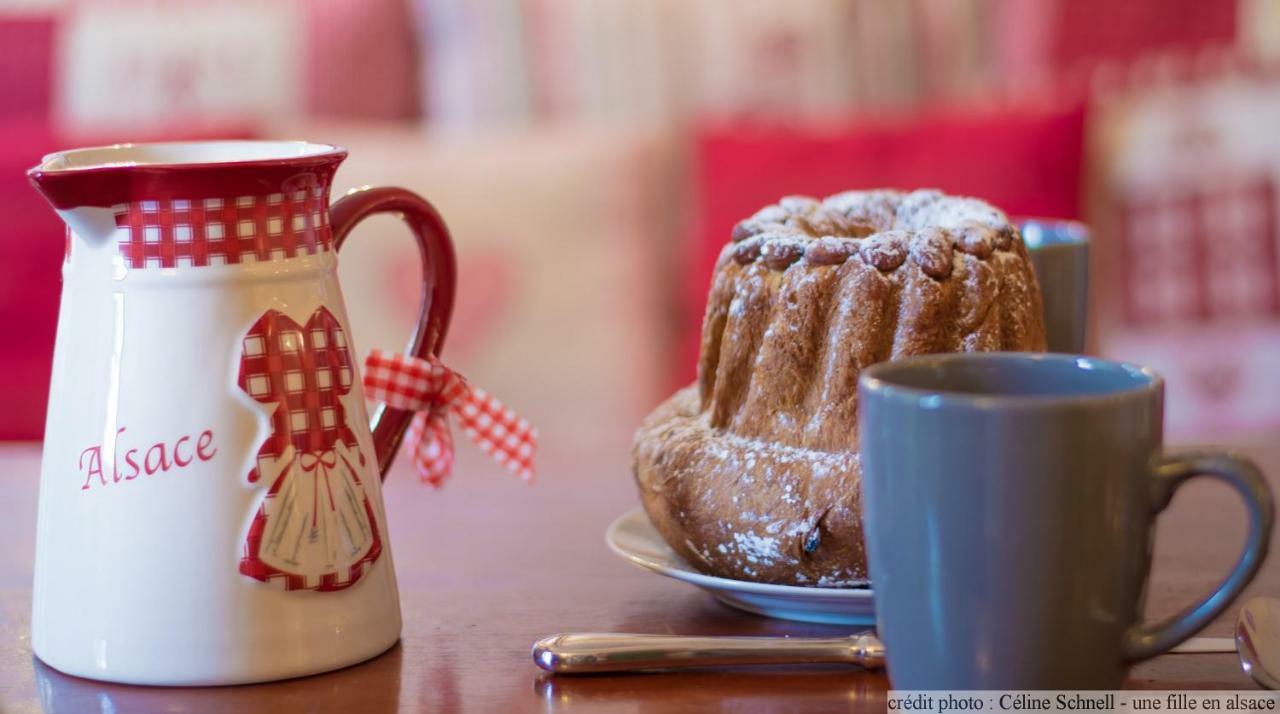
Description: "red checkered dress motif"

(111, 176), (332, 269)
(236, 306), (381, 592)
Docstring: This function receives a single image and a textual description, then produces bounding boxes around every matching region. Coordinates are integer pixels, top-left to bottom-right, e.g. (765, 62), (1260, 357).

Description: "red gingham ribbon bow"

(362, 349), (537, 486)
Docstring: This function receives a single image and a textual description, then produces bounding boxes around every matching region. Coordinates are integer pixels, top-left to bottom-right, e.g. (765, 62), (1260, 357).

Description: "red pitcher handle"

(330, 186), (458, 479)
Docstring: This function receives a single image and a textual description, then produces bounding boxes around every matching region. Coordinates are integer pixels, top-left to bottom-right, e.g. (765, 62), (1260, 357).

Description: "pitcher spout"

(28, 140), (346, 211)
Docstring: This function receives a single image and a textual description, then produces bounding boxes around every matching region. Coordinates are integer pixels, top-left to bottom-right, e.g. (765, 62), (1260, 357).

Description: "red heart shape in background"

(389, 245), (516, 360)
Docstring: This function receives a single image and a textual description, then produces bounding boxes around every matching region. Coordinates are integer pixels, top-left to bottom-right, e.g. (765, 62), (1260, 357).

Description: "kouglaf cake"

(634, 189), (1047, 586)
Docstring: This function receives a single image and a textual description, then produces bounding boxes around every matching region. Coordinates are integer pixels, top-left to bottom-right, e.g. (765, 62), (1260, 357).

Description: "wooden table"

(1, 437), (1278, 713)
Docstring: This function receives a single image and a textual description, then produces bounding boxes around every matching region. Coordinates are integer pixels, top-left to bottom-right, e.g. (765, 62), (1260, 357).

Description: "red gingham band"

(111, 176), (332, 269)
(362, 349), (537, 486)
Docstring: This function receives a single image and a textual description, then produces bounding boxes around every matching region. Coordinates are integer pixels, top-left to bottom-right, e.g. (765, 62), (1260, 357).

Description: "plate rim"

(605, 507), (873, 600)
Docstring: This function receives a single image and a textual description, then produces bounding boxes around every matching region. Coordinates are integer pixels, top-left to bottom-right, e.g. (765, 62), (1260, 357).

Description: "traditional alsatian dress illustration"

(237, 306), (381, 592)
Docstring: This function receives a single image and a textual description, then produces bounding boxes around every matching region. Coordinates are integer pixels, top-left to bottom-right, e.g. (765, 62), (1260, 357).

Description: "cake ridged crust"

(633, 189), (1046, 587)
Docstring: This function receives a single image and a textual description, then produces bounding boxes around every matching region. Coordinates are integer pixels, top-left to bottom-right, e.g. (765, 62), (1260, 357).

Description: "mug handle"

(330, 186), (458, 480)
(1123, 452), (1275, 661)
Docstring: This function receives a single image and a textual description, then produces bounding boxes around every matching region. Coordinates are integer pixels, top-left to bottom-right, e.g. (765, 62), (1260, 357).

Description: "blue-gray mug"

(858, 352), (1273, 689)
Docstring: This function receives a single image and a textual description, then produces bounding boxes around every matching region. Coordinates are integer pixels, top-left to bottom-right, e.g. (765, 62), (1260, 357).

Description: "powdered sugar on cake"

(730, 188), (1019, 277)
(683, 430), (868, 586)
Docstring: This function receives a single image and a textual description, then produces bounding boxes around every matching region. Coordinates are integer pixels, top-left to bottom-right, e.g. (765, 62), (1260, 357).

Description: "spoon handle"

(532, 632), (885, 674)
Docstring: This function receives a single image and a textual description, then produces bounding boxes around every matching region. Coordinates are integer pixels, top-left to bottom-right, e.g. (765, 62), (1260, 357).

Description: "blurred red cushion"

(305, 0), (420, 119)
(0, 16), (54, 120)
(1048, 0), (1235, 69)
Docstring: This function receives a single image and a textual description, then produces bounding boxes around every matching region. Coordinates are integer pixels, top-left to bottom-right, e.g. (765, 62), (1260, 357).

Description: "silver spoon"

(1238, 597), (1280, 689)
(533, 632), (1235, 674)
(533, 632), (884, 674)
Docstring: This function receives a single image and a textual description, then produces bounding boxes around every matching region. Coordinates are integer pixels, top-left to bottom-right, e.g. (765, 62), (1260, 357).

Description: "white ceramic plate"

(606, 508), (876, 626)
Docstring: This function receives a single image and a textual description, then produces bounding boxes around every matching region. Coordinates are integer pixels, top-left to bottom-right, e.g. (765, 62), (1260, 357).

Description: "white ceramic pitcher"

(27, 141), (457, 685)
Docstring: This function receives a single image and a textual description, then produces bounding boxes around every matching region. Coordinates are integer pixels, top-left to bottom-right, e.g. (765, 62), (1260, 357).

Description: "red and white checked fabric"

(362, 348), (537, 486)
(236, 305), (381, 592)
(1120, 176), (1280, 325)
(112, 177), (332, 269)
